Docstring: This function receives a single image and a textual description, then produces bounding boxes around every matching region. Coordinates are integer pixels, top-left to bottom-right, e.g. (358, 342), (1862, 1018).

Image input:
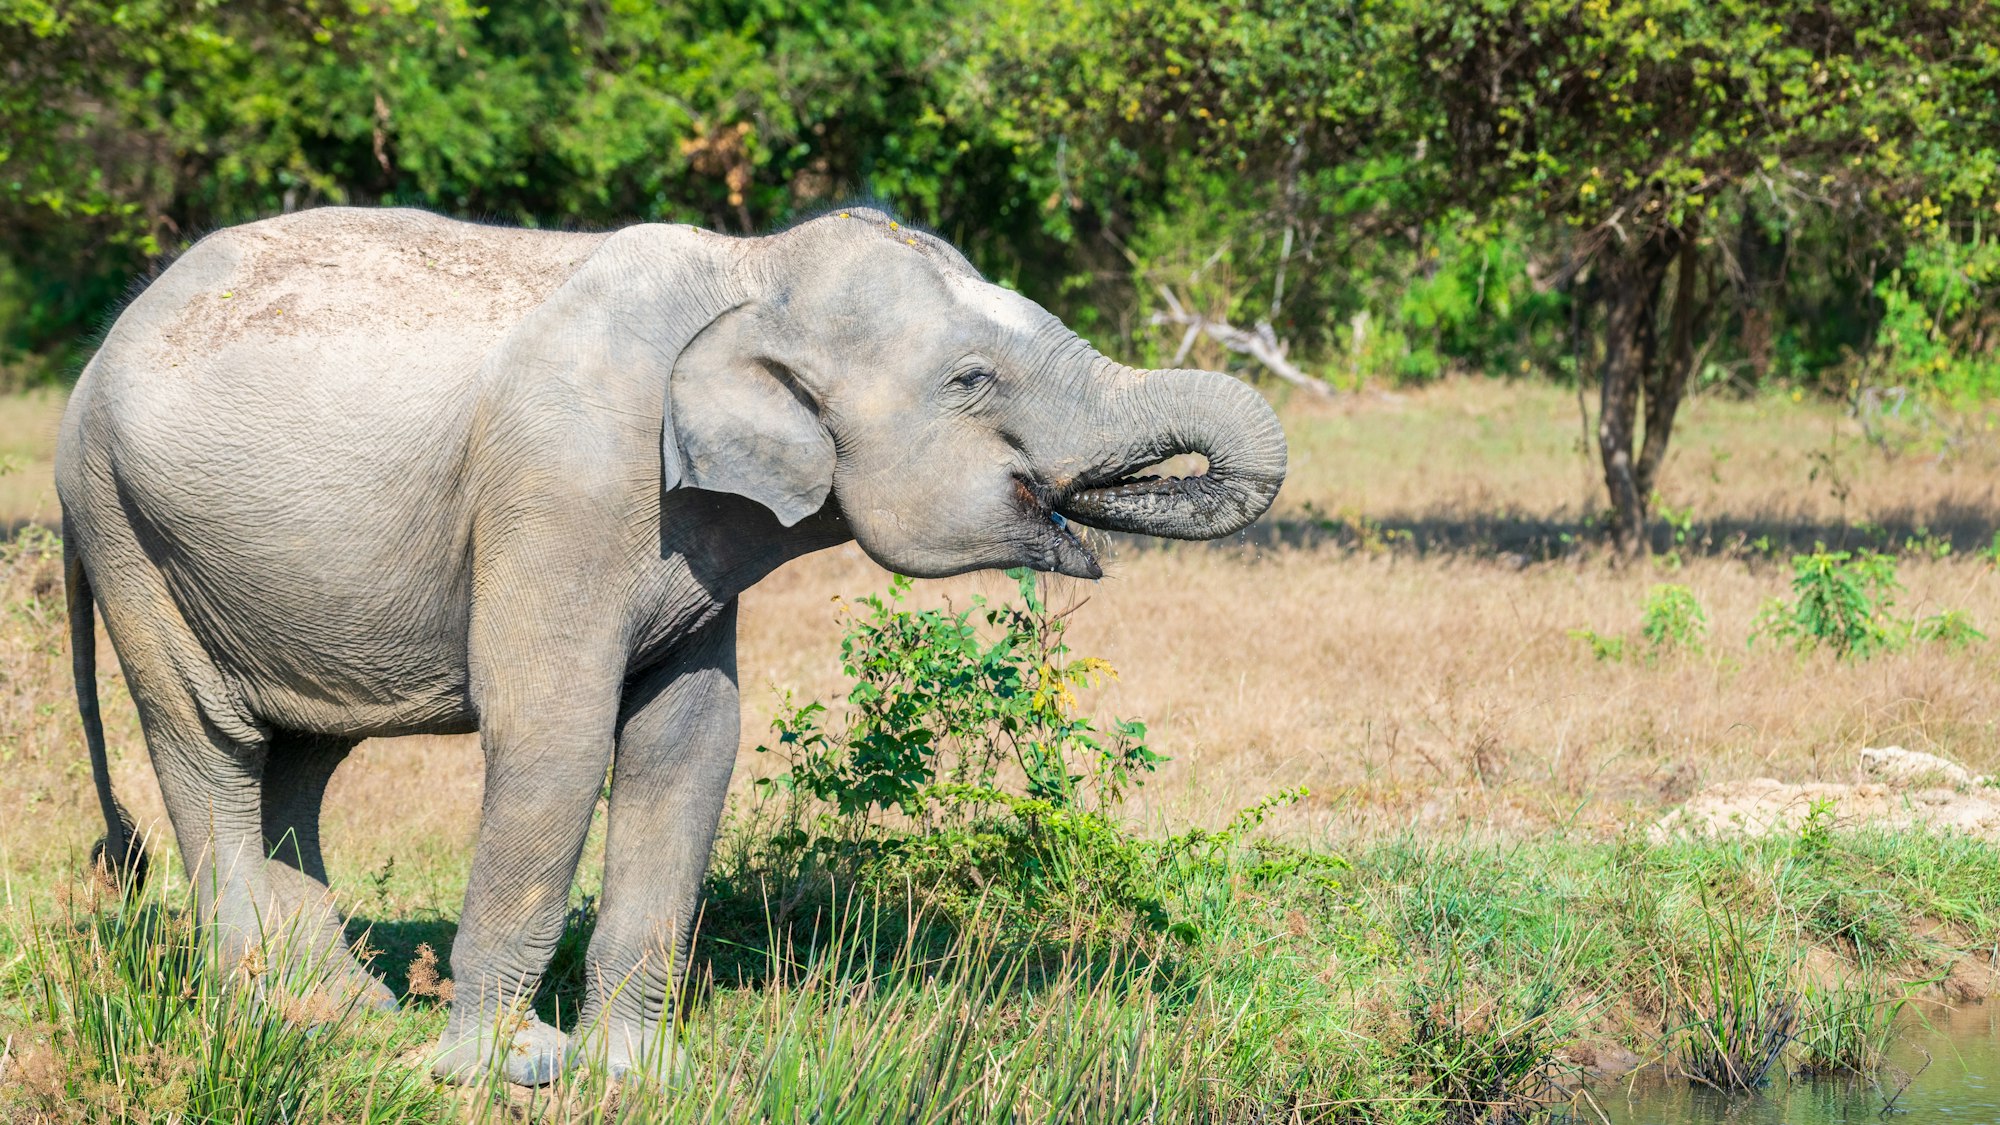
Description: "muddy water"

(1592, 1003), (1998, 1123)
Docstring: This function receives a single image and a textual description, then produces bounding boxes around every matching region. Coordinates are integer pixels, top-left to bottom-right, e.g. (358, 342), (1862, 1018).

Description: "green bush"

(1570, 583), (1706, 663)
(1871, 236), (2000, 404)
(1641, 584), (1707, 655)
(1568, 627), (1626, 663)
(742, 571), (1186, 943)
(1913, 608), (1987, 649)
(1753, 548), (1985, 658)
(1753, 549), (1905, 658)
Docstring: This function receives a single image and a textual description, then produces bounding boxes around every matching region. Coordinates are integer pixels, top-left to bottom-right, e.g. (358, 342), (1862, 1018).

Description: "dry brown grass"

(0, 388), (65, 529)
(733, 379), (2000, 842)
(5, 378), (2000, 900)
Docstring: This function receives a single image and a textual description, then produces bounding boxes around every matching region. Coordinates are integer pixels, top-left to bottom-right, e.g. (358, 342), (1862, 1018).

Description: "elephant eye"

(953, 368), (997, 390)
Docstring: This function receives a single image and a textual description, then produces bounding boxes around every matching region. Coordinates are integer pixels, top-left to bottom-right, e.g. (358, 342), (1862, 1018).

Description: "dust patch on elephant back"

(155, 209), (613, 367)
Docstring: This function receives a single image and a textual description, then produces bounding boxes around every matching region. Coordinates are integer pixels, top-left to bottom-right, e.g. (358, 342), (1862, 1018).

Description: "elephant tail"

(66, 526), (147, 892)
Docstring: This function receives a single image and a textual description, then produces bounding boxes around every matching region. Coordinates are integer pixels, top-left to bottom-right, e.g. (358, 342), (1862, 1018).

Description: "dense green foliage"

(1640, 583), (1708, 654)
(740, 569), (1176, 941)
(6, 0), (1998, 399)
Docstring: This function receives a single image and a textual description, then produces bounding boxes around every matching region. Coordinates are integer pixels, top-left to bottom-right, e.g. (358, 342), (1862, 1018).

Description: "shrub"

(1753, 548), (1984, 657)
(1913, 608), (1986, 649)
(1569, 627), (1626, 663)
(1753, 548), (1904, 658)
(1641, 584), (1707, 654)
(742, 571), (1180, 944)
(1571, 583), (1707, 663)
(1791, 797), (1838, 862)
(765, 570), (1160, 823)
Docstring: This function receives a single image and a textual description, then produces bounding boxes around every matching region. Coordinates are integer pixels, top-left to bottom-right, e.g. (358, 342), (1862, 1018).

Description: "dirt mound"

(1651, 747), (2000, 844)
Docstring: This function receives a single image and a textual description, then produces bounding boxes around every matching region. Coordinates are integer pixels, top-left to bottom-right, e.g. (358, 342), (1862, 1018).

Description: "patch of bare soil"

(1651, 747), (2000, 844)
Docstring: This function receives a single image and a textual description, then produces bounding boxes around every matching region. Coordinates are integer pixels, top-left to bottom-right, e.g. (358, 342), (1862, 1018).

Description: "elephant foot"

(253, 951), (395, 1019)
(572, 1019), (680, 1082)
(432, 1011), (571, 1087)
(257, 863), (397, 1014)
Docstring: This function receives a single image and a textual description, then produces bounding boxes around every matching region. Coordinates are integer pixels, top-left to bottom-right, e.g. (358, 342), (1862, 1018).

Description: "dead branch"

(1150, 286), (1334, 396)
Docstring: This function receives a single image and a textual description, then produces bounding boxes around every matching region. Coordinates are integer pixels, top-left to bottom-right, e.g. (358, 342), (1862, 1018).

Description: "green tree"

(964, 0), (1418, 349)
(1406, 0), (2000, 553)
(0, 0), (987, 377)
(8, 0), (2000, 470)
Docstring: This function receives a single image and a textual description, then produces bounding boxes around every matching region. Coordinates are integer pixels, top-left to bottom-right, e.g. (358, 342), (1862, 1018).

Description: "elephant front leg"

(431, 641), (623, 1087)
(574, 604), (740, 1079)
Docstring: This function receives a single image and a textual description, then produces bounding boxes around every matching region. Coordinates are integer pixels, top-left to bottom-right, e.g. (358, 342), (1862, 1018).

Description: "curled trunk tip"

(1058, 366), (1286, 541)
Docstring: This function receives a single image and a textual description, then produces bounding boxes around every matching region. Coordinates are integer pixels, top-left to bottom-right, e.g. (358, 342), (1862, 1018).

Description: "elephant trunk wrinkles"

(1056, 365), (1286, 540)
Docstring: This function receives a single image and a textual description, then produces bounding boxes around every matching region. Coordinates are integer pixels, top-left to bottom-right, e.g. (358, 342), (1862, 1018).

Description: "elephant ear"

(665, 304), (836, 527)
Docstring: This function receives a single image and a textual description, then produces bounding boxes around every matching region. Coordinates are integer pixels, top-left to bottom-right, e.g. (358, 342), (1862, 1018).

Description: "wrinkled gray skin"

(56, 206), (1285, 1085)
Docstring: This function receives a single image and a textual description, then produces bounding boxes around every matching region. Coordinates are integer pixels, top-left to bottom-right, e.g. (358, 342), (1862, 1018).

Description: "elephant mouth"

(1013, 474), (1102, 579)
(1013, 454), (1217, 579)
(1060, 454), (1213, 516)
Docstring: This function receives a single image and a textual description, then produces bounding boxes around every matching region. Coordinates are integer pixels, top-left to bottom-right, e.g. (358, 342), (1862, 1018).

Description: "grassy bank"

(5, 816), (1995, 1121)
(4, 380), (2000, 1119)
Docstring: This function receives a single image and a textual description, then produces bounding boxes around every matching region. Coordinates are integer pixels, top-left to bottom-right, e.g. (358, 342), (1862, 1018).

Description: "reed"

(1661, 895), (1798, 1090)
(1793, 975), (1910, 1076)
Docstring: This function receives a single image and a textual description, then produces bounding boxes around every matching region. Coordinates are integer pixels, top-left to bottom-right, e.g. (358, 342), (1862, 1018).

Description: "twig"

(1150, 286), (1333, 395)
(1880, 1046), (1928, 1115)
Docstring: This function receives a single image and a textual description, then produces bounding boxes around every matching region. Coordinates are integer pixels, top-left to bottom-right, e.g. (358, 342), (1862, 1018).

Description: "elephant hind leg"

(262, 731), (396, 1012)
(261, 730), (353, 885)
(69, 519), (258, 917)
(75, 515), (385, 1014)
(84, 563), (277, 979)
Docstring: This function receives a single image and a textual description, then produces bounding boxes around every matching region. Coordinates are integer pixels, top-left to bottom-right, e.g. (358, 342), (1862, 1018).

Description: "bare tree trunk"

(1637, 219), (1702, 504)
(1597, 234), (1680, 556)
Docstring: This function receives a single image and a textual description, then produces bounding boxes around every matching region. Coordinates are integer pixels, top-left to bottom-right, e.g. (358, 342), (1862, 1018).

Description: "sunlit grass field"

(4, 378), (1999, 1120)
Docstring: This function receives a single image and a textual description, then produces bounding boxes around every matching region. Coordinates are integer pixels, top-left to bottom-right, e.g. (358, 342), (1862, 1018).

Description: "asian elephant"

(56, 205), (1286, 1084)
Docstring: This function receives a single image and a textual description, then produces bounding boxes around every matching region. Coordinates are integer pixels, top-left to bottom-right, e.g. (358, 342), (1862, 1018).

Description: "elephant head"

(660, 208), (1288, 578)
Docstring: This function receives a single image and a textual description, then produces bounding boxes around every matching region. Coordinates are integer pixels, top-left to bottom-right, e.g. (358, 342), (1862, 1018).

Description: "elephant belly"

(169, 560), (480, 739)
(140, 501), (482, 739)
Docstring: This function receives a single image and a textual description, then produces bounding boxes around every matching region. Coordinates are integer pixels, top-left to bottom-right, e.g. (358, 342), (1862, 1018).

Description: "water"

(1593, 1002), (1999, 1123)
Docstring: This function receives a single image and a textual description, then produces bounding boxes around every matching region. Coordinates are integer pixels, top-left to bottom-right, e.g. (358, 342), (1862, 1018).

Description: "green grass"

(1794, 974), (1910, 1076)
(4, 868), (448, 1122)
(1660, 895), (1798, 1089)
(9, 823), (1995, 1121)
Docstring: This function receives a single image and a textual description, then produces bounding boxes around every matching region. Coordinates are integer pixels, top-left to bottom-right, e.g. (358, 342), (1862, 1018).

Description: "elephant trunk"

(1056, 364), (1287, 540)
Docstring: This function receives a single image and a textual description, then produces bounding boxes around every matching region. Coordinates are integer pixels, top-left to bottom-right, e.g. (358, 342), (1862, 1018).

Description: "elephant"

(56, 205), (1286, 1085)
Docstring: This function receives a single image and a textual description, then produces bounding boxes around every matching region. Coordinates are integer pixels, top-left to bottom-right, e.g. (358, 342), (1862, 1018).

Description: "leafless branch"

(1151, 286), (1334, 396)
